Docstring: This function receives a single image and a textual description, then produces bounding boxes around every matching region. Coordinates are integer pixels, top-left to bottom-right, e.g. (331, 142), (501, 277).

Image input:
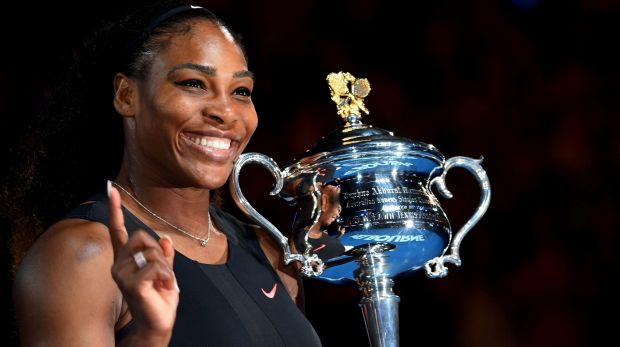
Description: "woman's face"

(320, 202), (341, 227)
(128, 20), (257, 189)
(319, 185), (342, 227)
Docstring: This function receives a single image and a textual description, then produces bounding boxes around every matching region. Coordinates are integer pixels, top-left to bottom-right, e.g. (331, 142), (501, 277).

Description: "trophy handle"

(230, 153), (324, 277)
(424, 156), (491, 278)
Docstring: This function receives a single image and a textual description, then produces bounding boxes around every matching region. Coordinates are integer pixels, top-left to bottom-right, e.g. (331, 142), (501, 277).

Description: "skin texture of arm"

(13, 219), (122, 347)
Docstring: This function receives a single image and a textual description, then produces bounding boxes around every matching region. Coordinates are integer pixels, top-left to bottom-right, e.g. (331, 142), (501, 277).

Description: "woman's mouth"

(181, 132), (238, 161)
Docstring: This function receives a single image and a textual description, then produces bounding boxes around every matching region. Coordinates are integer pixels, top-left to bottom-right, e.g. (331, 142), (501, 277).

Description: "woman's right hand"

(107, 182), (179, 345)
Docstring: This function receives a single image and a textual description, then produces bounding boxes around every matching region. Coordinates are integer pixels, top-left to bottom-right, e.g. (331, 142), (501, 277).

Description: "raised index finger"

(107, 181), (128, 255)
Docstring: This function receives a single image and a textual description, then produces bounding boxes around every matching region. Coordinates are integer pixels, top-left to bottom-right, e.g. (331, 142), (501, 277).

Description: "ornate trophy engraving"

(231, 72), (491, 347)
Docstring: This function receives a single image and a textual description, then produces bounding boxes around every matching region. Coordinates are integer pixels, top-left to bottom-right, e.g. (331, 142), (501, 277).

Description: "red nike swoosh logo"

(313, 244), (327, 252)
(261, 283), (277, 299)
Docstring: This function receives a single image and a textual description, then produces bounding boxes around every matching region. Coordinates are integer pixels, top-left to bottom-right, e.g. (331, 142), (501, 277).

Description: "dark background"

(2, 0), (619, 346)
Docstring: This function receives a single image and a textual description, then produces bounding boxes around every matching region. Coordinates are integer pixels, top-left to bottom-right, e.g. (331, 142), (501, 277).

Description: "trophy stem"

(352, 243), (400, 347)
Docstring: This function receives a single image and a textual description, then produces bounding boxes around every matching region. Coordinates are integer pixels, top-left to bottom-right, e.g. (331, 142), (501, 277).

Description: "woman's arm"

(13, 219), (123, 347)
(14, 187), (178, 347)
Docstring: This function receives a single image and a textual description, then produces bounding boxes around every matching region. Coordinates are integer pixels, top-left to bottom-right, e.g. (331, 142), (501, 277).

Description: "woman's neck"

(308, 223), (325, 239)
(114, 163), (213, 236)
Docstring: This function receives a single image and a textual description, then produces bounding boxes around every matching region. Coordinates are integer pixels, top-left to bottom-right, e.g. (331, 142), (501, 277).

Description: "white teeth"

(186, 134), (231, 150)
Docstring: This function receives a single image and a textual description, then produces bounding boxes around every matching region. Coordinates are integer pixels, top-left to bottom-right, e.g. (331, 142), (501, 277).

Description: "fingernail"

(174, 281), (181, 293)
(160, 234), (173, 245)
(107, 180), (112, 197)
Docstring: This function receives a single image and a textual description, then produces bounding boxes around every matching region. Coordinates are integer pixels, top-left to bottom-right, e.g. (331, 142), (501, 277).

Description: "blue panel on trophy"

(314, 227), (449, 282)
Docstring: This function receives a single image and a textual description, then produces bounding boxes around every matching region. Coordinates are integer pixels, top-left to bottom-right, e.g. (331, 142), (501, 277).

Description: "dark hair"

(1, 0), (245, 269)
(110, 1), (247, 80)
(324, 184), (341, 207)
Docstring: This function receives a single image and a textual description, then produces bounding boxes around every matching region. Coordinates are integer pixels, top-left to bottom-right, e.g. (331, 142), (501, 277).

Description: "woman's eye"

(234, 87), (252, 97)
(175, 80), (204, 89)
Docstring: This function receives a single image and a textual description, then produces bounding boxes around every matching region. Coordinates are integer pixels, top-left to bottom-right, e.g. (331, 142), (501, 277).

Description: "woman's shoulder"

(13, 214), (122, 344)
(13, 215), (118, 293)
(13, 190), (114, 283)
(15, 216), (114, 282)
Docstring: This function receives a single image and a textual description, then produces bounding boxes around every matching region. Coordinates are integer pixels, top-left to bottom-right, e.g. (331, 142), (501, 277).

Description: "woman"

(307, 184), (346, 261)
(12, 1), (322, 346)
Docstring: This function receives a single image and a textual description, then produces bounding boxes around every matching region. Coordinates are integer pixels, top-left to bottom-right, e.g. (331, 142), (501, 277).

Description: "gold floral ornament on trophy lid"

(327, 72), (371, 126)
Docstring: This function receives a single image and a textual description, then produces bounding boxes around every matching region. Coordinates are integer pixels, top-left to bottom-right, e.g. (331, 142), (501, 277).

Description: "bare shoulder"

(14, 218), (120, 346)
(15, 218), (114, 283)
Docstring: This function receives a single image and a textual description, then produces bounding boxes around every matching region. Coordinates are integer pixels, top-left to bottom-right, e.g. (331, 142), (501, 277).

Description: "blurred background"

(2, 0), (619, 346)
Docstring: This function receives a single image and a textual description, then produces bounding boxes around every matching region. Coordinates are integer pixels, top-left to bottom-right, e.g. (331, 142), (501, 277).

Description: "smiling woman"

(114, 18), (257, 190)
(8, 1), (321, 346)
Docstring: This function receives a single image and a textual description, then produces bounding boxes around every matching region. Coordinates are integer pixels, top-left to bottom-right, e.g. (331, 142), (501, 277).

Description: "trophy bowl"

(231, 72), (490, 346)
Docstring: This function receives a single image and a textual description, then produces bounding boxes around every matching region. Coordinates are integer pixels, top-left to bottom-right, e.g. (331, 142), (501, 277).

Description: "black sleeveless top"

(64, 192), (322, 347)
(307, 232), (346, 262)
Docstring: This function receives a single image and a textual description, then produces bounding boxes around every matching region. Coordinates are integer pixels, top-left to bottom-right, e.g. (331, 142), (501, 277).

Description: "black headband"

(142, 4), (214, 38)
(120, 4), (218, 73)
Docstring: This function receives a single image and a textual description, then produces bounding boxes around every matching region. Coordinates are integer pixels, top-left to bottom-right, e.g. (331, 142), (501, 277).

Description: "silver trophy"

(231, 72), (491, 347)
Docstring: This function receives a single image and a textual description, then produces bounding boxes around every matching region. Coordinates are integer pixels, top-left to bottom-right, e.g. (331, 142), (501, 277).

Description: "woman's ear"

(321, 192), (329, 212)
(113, 73), (136, 117)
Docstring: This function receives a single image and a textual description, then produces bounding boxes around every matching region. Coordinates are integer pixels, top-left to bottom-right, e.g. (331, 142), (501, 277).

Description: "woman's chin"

(194, 177), (229, 190)
(187, 164), (233, 189)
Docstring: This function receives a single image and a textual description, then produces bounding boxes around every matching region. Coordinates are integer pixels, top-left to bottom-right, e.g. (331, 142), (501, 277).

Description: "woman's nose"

(203, 94), (235, 125)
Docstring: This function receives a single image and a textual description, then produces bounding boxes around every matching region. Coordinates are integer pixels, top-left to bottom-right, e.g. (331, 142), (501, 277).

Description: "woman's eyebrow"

(168, 63), (254, 82)
(168, 63), (216, 76)
(233, 70), (255, 81)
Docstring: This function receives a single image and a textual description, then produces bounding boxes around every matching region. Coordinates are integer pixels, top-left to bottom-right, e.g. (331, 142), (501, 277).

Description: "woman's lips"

(180, 132), (238, 161)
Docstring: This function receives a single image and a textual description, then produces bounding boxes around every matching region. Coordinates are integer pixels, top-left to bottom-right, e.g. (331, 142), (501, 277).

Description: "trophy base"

(353, 243), (401, 347)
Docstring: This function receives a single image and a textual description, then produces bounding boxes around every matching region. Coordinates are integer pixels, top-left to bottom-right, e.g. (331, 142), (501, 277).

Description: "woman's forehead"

(154, 22), (246, 72)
